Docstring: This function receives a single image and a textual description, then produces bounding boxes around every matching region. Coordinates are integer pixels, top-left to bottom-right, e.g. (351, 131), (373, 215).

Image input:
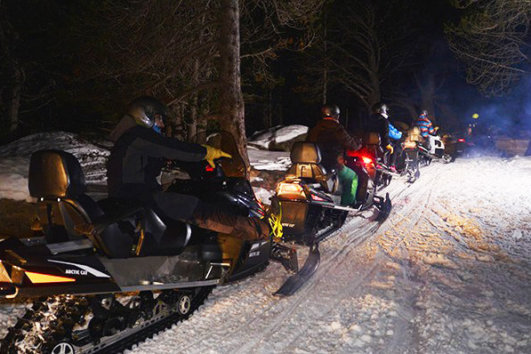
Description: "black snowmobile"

(0, 132), (295, 354)
(349, 132), (396, 189)
(269, 142), (391, 296)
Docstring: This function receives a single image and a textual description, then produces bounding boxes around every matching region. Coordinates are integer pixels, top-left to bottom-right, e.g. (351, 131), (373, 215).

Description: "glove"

(385, 144), (394, 154)
(202, 144), (232, 168)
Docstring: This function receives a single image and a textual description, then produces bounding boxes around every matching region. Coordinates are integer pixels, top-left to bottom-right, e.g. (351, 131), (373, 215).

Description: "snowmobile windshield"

(193, 131), (247, 178)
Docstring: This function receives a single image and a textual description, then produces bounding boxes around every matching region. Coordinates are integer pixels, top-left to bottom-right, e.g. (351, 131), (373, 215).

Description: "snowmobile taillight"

(361, 156), (373, 166)
(310, 193), (326, 202)
(458, 138), (466, 143)
(205, 165), (215, 172)
(277, 182), (305, 199)
(24, 271), (76, 284)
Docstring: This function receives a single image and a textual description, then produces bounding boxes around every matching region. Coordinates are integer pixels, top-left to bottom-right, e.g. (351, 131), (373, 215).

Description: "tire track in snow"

(235, 166), (446, 353)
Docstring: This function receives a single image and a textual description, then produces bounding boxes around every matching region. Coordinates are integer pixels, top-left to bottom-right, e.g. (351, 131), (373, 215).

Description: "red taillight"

(205, 165), (215, 172)
(458, 138), (465, 143)
(311, 193), (326, 202)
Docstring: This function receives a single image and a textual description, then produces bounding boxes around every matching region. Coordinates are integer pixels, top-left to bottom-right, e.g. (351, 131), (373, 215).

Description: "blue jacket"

(388, 122), (402, 141)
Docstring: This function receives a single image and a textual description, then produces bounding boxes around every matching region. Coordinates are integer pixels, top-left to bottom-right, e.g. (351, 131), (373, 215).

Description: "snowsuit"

(107, 115), (268, 240)
(365, 112), (391, 165)
(388, 122), (403, 168)
(415, 113), (435, 138)
(306, 117), (361, 206)
(366, 113), (390, 150)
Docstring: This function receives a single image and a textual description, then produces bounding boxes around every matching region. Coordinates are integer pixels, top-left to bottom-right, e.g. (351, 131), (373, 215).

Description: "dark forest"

(1, 0), (530, 145)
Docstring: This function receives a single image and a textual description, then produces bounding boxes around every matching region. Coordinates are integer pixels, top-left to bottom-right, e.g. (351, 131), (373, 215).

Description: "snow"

(0, 132), (530, 353)
(0, 132), (109, 201)
(249, 125), (308, 150)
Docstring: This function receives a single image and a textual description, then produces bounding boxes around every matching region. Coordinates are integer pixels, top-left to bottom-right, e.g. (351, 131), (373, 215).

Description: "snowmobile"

(397, 128), (422, 183)
(418, 133), (452, 165)
(270, 142), (391, 296)
(349, 132), (396, 188)
(0, 132), (296, 354)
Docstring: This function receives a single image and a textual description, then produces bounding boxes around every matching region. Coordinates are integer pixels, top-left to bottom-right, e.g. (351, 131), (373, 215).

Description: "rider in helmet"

(366, 102), (393, 158)
(306, 104), (361, 206)
(415, 109), (436, 150)
(107, 96), (270, 241)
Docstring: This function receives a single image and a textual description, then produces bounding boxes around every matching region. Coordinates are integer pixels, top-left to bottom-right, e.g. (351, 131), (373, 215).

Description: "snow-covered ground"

(123, 156), (531, 354)
(0, 132), (530, 353)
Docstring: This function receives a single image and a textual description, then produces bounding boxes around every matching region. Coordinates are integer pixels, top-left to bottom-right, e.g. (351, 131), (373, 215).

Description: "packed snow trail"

(0, 156), (529, 353)
(123, 157), (530, 354)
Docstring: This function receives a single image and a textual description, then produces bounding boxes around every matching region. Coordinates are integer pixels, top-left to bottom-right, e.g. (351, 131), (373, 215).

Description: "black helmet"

(371, 102), (388, 115)
(127, 96), (169, 128)
(321, 104), (340, 120)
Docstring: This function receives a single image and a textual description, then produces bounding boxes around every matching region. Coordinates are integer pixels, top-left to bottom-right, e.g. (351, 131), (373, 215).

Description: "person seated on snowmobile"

(365, 102), (393, 165)
(107, 96), (270, 241)
(415, 109), (436, 150)
(387, 120), (403, 173)
(306, 104), (362, 207)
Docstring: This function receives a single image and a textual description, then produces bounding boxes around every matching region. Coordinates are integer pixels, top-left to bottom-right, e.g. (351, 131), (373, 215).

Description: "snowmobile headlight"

(277, 182), (306, 200)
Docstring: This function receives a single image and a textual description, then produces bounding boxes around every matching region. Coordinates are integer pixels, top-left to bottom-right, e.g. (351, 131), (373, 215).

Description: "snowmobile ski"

(375, 193), (392, 222)
(274, 244), (320, 297)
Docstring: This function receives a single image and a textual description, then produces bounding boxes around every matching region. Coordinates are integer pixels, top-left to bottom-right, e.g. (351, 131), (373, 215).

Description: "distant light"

(472, 113), (479, 119)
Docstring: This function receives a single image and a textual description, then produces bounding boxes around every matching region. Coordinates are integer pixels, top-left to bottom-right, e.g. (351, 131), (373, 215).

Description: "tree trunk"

(218, 0), (249, 174)
(8, 64), (23, 134)
(188, 59), (200, 141)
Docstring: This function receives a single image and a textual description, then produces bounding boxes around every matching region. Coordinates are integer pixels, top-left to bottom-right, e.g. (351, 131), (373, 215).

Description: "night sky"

(1, 0), (529, 142)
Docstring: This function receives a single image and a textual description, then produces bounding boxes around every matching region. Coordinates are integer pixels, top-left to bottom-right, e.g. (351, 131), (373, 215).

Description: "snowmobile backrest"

(290, 142), (321, 164)
(29, 150), (86, 199)
(362, 132), (380, 146)
(287, 142), (337, 193)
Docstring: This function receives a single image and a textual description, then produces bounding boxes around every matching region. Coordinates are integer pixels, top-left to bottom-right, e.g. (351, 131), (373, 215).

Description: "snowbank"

(0, 132), (109, 201)
(249, 125), (308, 151)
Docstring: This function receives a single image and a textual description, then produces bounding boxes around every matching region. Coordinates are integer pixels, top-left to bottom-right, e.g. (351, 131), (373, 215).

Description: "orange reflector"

(277, 182), (306, 199)
(278, 182), (303, 194)
(25, 271), (76, 284)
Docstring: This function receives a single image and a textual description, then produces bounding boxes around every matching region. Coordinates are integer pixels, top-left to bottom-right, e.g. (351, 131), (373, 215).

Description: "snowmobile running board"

(274, 244), (320, 297)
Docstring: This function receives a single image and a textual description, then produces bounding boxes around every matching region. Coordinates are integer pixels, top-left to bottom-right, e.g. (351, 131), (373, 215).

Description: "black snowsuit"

(107, 115), (268, 240)
(365, 113), (390, 149)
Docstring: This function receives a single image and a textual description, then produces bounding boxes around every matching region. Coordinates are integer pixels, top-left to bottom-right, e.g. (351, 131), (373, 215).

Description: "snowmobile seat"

(28, 150), (140, 257)
(287, 142), (338, 193)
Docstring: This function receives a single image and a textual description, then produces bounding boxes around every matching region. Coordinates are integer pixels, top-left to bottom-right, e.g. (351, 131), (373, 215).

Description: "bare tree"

(299, 0), (419, 111)
(445, 0), (531, 96)
(0, 0), (24, 135)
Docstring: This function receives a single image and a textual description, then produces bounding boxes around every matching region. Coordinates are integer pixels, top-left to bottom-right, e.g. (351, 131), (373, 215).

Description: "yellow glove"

(202, 144), (232, 168)
(386, 144), (394, 154)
